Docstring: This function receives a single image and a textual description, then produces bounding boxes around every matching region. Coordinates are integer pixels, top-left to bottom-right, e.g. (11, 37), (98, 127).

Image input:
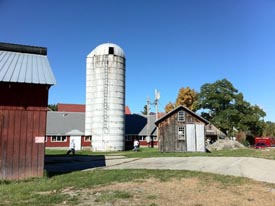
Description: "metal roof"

(46, 112), (85, 136)
(46, 112), (157, 136)
(87, 43), (125, 58)
(0, 50), (56, 85)
(125, 114), (157, 136)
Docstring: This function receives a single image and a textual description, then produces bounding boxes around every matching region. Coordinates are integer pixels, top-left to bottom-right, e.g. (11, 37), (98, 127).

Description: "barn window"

(84, 136), (92, 142)
(178, 111), (185, 122)
(51, 136), (67, 142)
(178, 127), (185, 140)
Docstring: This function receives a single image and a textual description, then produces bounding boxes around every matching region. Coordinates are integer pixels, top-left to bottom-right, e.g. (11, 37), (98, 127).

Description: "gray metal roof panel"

(0, 50), (56, 85)
(138, 114), (157, 135)
(47, 112), (157, 136)
(46, 112), (85, 135)
(125, 114), (157, 136)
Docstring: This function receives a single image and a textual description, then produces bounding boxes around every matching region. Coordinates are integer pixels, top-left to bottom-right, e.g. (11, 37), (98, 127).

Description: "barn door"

(195, 124), (205, 152)
(186, 124), (196, 152)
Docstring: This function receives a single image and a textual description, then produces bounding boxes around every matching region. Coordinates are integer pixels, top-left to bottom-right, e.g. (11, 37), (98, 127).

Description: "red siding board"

(12, 110), (21, 179)
(0, 111), (3, 179)
(26, 110), (34, 178)
(81, 136), (91, 147)
(19, 110), (27, 179)
(0, 82), (49, 180)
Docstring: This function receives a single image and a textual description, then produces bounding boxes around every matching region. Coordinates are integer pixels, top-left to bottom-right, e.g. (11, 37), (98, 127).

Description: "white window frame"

(178, 111), (185, 122)
(178, 126), (185, 140)
(51, 136), (67, 142)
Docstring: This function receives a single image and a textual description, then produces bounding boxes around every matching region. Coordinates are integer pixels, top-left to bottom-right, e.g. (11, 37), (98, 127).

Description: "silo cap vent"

(87, 43), (125, 58)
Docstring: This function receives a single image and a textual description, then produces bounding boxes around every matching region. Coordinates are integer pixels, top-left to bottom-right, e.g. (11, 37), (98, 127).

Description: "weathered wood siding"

(0, 83), (48, 180)
(159, 108), (205, 152)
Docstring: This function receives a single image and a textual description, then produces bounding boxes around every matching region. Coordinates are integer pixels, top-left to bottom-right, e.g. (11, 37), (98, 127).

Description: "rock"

(206, 138), (245, 152)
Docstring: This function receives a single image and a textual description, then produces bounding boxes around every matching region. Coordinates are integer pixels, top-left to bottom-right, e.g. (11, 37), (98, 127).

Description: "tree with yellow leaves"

(165, 87), (198, 113)
(175, 87), (198, 111)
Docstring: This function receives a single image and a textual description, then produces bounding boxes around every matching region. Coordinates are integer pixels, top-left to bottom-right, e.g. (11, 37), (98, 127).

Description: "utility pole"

(154, 89), (160, 143)
(146, 96), (151, 147)
(154, 89), (160, 120)
(146, 90), (160, 148)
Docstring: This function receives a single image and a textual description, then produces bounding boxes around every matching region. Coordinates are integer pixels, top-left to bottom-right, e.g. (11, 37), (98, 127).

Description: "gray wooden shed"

(155, 105), (209, 152)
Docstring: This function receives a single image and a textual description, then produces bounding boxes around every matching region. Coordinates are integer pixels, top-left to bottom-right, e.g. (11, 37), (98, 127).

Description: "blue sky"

(1, 0), (275, 121)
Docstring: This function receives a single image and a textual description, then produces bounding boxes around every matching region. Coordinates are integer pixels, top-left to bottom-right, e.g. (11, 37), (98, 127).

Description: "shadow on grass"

(44, 154), (106, 177)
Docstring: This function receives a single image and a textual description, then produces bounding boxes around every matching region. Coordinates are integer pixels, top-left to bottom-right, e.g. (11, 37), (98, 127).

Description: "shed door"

(186, 124), (196, 152)
(196, 124), (205, 152)
(70, 136), (81, 150)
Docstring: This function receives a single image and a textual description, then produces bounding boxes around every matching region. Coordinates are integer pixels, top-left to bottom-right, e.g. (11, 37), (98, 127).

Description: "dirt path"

(61, 177), (275, 206)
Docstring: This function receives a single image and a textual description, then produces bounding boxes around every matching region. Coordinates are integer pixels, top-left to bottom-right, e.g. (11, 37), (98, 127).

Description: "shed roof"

(0, 42), (56, 85)
(155, 105), (209, 125)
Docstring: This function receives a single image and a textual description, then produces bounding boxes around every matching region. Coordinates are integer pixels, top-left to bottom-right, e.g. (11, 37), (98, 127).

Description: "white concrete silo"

(85, 43), (125, 151)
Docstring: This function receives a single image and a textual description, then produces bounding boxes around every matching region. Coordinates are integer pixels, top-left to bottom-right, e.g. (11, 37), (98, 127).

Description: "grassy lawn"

(46, 147), (275, 160)
(2, 147), (275, 205)
(0, 169), (268, 206)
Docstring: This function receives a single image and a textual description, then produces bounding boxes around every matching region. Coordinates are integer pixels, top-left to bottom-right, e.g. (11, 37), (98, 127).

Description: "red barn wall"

(0, 83), (49, 180)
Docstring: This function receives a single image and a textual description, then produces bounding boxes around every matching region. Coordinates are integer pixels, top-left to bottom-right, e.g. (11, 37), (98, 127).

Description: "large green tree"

(197, 79), (266, 137)
(263, 121), (275, 137)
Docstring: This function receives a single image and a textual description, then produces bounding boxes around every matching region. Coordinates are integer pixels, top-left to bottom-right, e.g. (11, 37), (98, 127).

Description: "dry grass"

(60, 177), (275, 206)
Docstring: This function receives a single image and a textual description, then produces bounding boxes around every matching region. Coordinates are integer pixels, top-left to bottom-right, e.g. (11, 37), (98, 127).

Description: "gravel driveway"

(104, 156), (275, 184)
(45, 155), (275, 183)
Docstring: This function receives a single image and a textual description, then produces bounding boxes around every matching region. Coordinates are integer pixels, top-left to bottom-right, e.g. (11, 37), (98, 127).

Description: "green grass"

(94, 190), (132, 202)
(1, 147), (273, 205)
(0, 169), (254, 206)
(46, 147), (275, 160)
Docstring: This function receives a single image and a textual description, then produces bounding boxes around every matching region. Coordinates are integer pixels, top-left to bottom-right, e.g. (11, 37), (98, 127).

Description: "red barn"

(0, 42), (56, 180)
(56, 103), (132, 114)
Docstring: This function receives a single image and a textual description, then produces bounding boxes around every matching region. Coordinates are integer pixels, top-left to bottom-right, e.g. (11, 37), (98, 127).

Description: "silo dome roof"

(87, 43), (125, 58)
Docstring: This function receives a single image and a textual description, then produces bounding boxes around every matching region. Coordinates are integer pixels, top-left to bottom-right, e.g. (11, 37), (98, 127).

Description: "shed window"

(178, 111), (185, 122)
(109, 47), (114, 54)
(178, 127), (185, 140)
(51, 136), (67, 142)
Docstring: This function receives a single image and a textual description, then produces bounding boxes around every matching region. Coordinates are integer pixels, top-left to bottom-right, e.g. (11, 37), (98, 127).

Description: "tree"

(197, 78), (266, 137)
(175, 87), (198, 111)
(48, 104), (57, 111)
(164, 87), (198, 113)
(141, 104), (148, 115)
(197, 79), (238, 113)
(263, 121), (275, 137)
(165, 102), (175, 113)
